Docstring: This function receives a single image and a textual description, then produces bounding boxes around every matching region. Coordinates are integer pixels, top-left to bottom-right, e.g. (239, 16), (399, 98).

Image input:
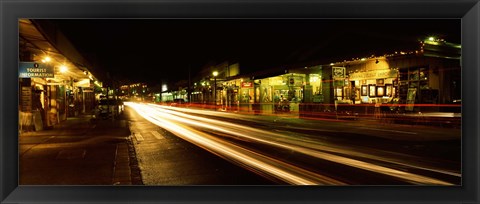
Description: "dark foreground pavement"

(19, 114), (141, 185)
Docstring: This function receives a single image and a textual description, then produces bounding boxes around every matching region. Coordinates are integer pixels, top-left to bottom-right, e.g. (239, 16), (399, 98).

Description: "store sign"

(287, 76), (304, 86)
(21, 87), (32, 112)
(75, 79), (91, 87)
(83, 87), (94, 93)
(241, 82), (253, 88)
(349, 69), (397, 80)
(332, 67), (346, 79)
(289, 78), (295, 85)
(19, 62), (54, 78)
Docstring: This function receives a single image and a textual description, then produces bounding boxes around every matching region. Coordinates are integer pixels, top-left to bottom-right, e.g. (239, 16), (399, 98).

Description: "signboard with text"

(332, 67), (346, 79)
(241, 82), (253, 88)
(19, 62), (54, 78)
(21, 87), (32, 112)
(349, 69), (398, 80)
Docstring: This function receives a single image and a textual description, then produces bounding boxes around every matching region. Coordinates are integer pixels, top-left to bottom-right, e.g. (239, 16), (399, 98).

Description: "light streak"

(127, 102), (344, 185)
(126, 102), (458, 185)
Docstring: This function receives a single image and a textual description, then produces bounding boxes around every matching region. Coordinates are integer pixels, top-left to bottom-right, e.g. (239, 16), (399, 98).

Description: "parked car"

(170, 98), (187, 107)
(95, 98), (124, 119)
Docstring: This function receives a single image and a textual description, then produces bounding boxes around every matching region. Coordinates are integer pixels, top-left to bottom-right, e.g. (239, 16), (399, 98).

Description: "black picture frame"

(361, 85), (368, 96)
(376, 78), (385, 86)
(369, 84), (376, 97)
(1, 1), (479, 204)
(385, 84), (393, 97)
(376, 86), (385, 97)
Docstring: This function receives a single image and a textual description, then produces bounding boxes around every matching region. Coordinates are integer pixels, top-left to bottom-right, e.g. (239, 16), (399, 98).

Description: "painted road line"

(134, 133), (144, 141)
(359, 127), (417, 135)
(151, 131), (164, 140)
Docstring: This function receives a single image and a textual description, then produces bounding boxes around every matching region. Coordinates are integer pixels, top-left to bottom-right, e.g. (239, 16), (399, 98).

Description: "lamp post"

(213, 71), (218, 110)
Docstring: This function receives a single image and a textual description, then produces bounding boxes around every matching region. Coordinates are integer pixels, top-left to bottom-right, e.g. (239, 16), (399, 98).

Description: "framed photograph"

(361, 85), (368, 96)
(1, 1), (478, 204)
(335, 87), (343, 98)
(376, 78), (385, 85)
(385, 84), (393, 97)
(369, 84), (376, 97)
(376, 86), (385, 97)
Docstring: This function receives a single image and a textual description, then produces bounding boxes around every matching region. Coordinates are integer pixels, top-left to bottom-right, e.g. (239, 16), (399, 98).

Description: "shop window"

(409, 82), (419, 88)
(409, 68), (419, 80)
(309, 74), (322, 95)
(419, 68), (428, 80)
(420, 81), (429, 90)
(400, 69), (408, 81)
(399, 67), (430, 104)
(262, 87), (272, 103)
(344, 87), (350, 99)
(335, 87), (343, 100)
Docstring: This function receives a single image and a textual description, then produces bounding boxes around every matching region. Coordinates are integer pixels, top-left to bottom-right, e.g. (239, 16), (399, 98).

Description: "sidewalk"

(19, 114), (139, 185)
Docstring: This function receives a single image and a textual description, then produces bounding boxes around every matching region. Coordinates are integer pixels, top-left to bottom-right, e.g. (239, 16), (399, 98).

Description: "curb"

(112, 142), (132, 185)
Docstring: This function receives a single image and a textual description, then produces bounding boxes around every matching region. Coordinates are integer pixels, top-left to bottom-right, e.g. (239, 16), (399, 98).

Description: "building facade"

(19, 19), (101, 132)
(152, 37), (461, 118)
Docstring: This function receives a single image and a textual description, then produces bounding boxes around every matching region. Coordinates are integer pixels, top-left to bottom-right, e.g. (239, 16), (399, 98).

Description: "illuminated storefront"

(19, 19), (100, 132)
(325, 52), (460, 114)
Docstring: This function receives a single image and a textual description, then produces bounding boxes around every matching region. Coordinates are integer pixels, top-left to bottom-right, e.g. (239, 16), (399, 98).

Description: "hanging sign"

(241, 82), (253, 88)
(332, 67), (346, 79)
(19, 62), (54, 78)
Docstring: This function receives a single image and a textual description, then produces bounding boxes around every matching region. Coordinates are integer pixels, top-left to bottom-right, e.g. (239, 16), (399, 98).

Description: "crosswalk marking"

(151, 131), (164, 140)
(134, 133), (144, 141)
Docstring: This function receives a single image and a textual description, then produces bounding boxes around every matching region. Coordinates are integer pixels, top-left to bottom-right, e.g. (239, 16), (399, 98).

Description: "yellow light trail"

(127, 102), (344, 185)
(126, 102), (457, 185)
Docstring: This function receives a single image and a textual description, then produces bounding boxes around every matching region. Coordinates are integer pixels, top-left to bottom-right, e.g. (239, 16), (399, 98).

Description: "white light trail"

(127, 102), (344, 185)
(126, 102), (457, 185)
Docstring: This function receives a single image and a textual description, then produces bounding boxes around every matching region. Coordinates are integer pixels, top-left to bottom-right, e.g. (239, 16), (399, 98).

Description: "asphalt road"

(126, 102), (461, 185)
(126, 104), (275, 185)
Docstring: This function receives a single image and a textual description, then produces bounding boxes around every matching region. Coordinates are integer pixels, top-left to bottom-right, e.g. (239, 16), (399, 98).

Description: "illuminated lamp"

(59, 65), (68, 73)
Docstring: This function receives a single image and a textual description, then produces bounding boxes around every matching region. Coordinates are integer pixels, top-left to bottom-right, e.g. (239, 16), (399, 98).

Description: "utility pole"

(188, 65), (191, 104)
(159, 78), (163, 104)
(212, 71), (218, 110)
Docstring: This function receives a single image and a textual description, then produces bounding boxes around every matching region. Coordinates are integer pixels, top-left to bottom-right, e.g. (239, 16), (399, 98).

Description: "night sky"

(47, 19), (460, 85)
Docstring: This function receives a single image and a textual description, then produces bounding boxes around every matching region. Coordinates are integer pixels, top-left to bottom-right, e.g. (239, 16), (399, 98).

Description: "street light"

(59, 65), (68, 73)
(212, 71), (218, 110)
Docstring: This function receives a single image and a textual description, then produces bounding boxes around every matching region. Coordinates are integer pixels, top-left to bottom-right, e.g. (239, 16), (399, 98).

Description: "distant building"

(212, 37), (461, 116)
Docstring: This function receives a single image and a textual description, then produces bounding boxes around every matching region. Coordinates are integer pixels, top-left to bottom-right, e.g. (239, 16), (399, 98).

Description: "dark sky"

(47, 19), (460, 85)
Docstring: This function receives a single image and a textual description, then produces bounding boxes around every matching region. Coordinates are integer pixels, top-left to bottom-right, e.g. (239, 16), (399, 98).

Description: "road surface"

(126, 102), (461, 185)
